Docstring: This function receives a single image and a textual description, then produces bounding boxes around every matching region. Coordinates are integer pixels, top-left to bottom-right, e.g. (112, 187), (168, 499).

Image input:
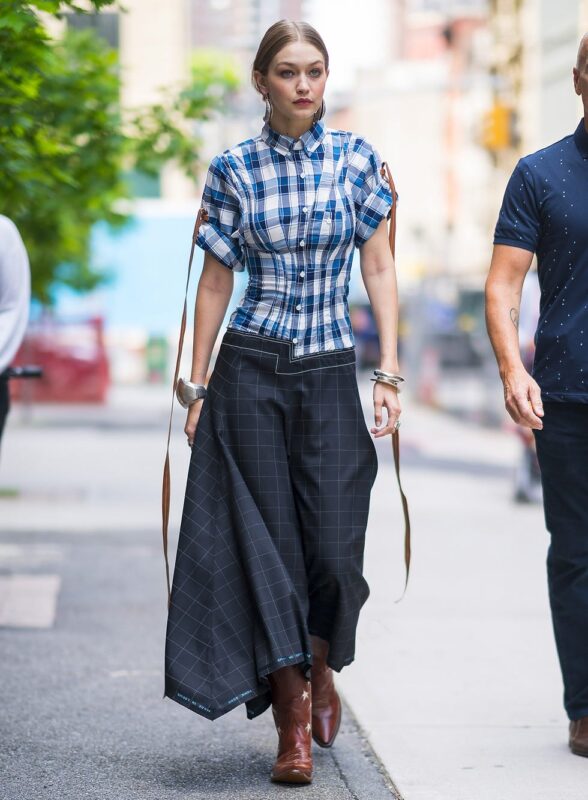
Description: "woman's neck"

(267, 111), (315, 140)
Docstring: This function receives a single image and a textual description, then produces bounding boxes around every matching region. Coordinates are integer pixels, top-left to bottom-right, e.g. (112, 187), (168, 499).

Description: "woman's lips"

(294, 99), (313, 105)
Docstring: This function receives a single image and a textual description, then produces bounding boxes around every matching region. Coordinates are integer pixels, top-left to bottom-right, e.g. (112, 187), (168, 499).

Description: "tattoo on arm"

(510, 307), (519, 330)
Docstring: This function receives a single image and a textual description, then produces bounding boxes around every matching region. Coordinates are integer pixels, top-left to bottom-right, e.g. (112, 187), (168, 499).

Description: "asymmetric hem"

(164, 330), (377, 719)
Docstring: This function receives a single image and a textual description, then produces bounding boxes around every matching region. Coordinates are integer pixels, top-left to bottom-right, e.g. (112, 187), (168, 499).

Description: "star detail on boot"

(301, 689), (310, 701)
(305, 722), (312, 734)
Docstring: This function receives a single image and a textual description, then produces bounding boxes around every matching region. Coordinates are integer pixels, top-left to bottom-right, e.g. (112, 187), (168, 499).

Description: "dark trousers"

(534, 402), (588, 719)
(0, 376), (9, 449)
(165, 329), (378, 720)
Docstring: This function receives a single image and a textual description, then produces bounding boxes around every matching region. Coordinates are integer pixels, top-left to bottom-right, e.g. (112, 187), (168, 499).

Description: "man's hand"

(502, 367), (544, 429)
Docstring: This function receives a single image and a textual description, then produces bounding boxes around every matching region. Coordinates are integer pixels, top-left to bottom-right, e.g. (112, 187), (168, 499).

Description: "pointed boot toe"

(311, 637), (342, 748)
(312, 686), (341, 748)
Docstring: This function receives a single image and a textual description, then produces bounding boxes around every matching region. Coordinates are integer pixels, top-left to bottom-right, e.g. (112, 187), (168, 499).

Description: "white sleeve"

(0, 216), (31, 373)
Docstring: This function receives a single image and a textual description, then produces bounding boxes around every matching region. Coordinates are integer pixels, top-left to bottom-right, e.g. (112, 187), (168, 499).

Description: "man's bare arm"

(485, 244), (543, 429)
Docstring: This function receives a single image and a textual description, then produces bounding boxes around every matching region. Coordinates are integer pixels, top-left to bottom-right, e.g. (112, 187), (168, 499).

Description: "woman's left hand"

(370, 380), (402, 438)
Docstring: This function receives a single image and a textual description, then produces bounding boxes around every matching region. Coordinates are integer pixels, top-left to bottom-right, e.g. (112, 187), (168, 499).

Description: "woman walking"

(164, 19), (402, 785)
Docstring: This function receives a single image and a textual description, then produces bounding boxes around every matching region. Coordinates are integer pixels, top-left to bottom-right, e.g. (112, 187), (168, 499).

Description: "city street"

(0, 379), (585, 799)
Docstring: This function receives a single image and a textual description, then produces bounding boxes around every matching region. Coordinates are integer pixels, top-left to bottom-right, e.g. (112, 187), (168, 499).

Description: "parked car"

(11, 316), (110, 404)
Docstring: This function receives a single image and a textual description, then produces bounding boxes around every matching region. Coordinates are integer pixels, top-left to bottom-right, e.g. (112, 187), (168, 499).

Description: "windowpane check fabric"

(164, 330), (378, 721)
(196, 119), (394, 357)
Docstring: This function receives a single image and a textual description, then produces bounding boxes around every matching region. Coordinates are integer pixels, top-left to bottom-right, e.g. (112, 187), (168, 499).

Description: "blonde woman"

(164, 19), (401, 785)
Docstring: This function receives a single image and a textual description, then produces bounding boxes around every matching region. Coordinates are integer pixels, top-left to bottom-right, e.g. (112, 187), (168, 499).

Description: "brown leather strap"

(380, 161), (411, 601)
(162, 207), (208, 610)
(380, 161), (398, 258)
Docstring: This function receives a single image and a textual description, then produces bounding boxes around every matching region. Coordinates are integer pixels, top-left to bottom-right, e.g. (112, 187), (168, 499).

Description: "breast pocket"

(311, 187), (353, 251)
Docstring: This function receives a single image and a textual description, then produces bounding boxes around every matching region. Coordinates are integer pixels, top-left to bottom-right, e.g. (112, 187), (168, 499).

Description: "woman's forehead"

(271, 41), (325, 68)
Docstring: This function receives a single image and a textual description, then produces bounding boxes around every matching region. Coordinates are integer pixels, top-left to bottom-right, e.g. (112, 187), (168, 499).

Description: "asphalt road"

(0, 519), (399, 799)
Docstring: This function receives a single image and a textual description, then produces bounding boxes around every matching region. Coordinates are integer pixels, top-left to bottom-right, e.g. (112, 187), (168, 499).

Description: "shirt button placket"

(293, 146), (308, 354)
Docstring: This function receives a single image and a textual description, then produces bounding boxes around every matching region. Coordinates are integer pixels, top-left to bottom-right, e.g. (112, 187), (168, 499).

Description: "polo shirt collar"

(261, 118), (325, 156)
(574, 118), (588, 159)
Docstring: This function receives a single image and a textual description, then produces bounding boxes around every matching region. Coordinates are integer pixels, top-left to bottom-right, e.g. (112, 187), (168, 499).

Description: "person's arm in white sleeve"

(0, 216), (31, 374)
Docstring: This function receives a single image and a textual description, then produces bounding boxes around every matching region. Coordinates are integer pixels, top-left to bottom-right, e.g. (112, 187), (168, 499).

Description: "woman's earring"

(263, 93), (273, 123)
(313, 99), (326, 121)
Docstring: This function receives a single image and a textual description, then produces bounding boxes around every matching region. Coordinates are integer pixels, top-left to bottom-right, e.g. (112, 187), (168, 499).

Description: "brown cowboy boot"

(569, 717), (588, 757)
(310, 635), (342, 748)
(268, 666), (313, 784)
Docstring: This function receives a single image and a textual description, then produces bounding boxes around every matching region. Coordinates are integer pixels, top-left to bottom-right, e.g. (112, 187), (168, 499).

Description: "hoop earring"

(313, 99), (326, 122)
(263, 93), (273, 123)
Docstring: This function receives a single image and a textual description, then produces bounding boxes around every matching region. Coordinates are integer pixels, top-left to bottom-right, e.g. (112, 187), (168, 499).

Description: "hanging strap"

(380, 161), (411, 601)
(162, 207), (208, 610)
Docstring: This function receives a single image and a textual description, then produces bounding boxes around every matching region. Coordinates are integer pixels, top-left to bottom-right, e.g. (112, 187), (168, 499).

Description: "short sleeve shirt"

(196, 118), (394, 357)
(494, 119), (588, 401)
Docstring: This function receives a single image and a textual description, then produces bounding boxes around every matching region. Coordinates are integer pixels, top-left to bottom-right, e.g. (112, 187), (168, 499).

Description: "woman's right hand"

(184, 399), (204, 447)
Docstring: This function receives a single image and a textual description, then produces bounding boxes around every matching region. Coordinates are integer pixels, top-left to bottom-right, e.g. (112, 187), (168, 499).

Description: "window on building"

(65, 12), (120, 49)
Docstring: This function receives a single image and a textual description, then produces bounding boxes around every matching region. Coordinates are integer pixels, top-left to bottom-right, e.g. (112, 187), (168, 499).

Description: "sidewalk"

(337, 382), (584, 800)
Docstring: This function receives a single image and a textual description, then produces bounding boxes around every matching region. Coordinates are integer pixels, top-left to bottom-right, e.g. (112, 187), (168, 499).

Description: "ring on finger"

(392, 419), (401, 431)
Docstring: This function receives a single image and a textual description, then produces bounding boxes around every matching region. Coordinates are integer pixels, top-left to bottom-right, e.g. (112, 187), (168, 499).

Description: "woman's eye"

(310, 69), (322, 77)
(280, 71), (293, 78)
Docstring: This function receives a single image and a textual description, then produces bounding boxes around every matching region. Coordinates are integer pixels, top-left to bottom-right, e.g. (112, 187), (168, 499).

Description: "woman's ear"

(253, 70), (267, 96)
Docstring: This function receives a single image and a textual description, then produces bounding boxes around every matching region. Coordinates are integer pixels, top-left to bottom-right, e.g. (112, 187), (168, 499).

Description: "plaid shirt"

(196, 118), (394, 357)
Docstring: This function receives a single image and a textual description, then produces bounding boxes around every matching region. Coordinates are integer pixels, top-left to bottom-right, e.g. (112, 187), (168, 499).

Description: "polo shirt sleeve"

(196, 154), (245, 272)
(350, 139), (394, 249)
(493, 159), (540, 253)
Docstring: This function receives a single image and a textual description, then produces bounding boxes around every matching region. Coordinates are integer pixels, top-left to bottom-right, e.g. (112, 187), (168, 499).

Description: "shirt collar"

(260, 118), (325, 157)
(574, 118), (588, 159)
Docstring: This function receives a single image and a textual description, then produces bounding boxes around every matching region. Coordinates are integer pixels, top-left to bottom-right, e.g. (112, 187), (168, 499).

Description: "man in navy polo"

(486, 32), (588, 757)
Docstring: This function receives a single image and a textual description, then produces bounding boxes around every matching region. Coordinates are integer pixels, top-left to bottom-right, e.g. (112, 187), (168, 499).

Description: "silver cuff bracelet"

(370, 369), (405, 392)
(176, 378), (207, 408)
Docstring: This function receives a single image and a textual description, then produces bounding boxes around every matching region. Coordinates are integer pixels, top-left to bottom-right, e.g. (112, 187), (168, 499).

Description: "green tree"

(0, 1), (240, 303)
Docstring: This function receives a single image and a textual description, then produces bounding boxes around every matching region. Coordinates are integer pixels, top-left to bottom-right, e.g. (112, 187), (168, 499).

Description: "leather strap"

(380, 162), (398, 258)
(162, 207), (208, 609)
(380, 161), (411, 601)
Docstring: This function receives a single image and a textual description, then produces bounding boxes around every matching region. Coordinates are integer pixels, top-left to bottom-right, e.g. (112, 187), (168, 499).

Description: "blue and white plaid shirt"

(196, 118), (394, 356)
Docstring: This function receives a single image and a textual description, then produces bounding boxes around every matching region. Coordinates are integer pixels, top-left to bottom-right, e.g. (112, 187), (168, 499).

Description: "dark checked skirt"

(164, 329), (378, 721)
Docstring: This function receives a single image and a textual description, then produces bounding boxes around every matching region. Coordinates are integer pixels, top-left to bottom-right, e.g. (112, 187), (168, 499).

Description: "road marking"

(0, 544), (65, 565)
(0, 574), (61, 629)
(107, 669), (161, 678)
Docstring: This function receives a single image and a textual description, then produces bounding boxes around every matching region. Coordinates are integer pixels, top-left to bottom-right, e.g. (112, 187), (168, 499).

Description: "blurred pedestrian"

(485, 32), (588, 758)
(164, 19), (402, 785)
(0, 215), (31, 451)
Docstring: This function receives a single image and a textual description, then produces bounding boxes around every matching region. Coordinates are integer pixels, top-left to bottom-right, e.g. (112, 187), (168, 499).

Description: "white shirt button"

(296, 303), (301, 311)
(302, 206), (308, 213)
(300, 239), (305, 246)
(300, 172), (305, 178)
(299, 271), (305, 277)
(292, 337), (298, 344)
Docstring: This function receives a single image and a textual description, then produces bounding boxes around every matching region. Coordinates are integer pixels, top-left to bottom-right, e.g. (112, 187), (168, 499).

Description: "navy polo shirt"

(494, 119), (588, 402)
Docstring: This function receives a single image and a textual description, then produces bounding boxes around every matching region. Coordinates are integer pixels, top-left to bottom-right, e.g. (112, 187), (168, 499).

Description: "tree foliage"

(0, 1), (241, 303)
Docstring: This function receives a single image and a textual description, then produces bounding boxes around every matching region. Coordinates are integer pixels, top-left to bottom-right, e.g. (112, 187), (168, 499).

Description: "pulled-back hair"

(251, 19), (329, 94)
